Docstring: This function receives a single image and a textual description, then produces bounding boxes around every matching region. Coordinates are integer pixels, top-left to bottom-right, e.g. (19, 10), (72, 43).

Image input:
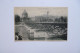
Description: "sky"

(14, 7), (68, 17)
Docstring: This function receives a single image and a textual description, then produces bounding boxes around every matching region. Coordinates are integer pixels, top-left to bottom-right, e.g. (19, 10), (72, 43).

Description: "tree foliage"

(15, 15), (20, 22)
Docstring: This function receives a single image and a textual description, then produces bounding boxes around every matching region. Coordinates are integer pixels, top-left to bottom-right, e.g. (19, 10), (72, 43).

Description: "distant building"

(21, 10), (31, 23)
(34, 11), (63, 23)
(22, 10), (28, 18)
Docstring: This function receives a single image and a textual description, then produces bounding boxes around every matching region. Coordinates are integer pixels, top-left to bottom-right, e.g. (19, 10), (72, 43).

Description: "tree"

(15, 15), (20, 22)
(60, 16), (64, 22)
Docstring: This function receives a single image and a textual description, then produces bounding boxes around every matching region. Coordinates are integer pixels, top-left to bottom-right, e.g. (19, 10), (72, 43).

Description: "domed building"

(21, 10), (30, 22)
(22, 10), (28, 18)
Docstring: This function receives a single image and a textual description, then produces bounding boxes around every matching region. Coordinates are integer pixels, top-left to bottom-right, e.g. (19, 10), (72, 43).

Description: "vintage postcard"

(14, 7), (68, 41)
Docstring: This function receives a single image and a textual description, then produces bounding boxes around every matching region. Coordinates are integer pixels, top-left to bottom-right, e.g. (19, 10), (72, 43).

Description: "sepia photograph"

(14, 7), (68, 41)
(1, 0), (80, 53)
